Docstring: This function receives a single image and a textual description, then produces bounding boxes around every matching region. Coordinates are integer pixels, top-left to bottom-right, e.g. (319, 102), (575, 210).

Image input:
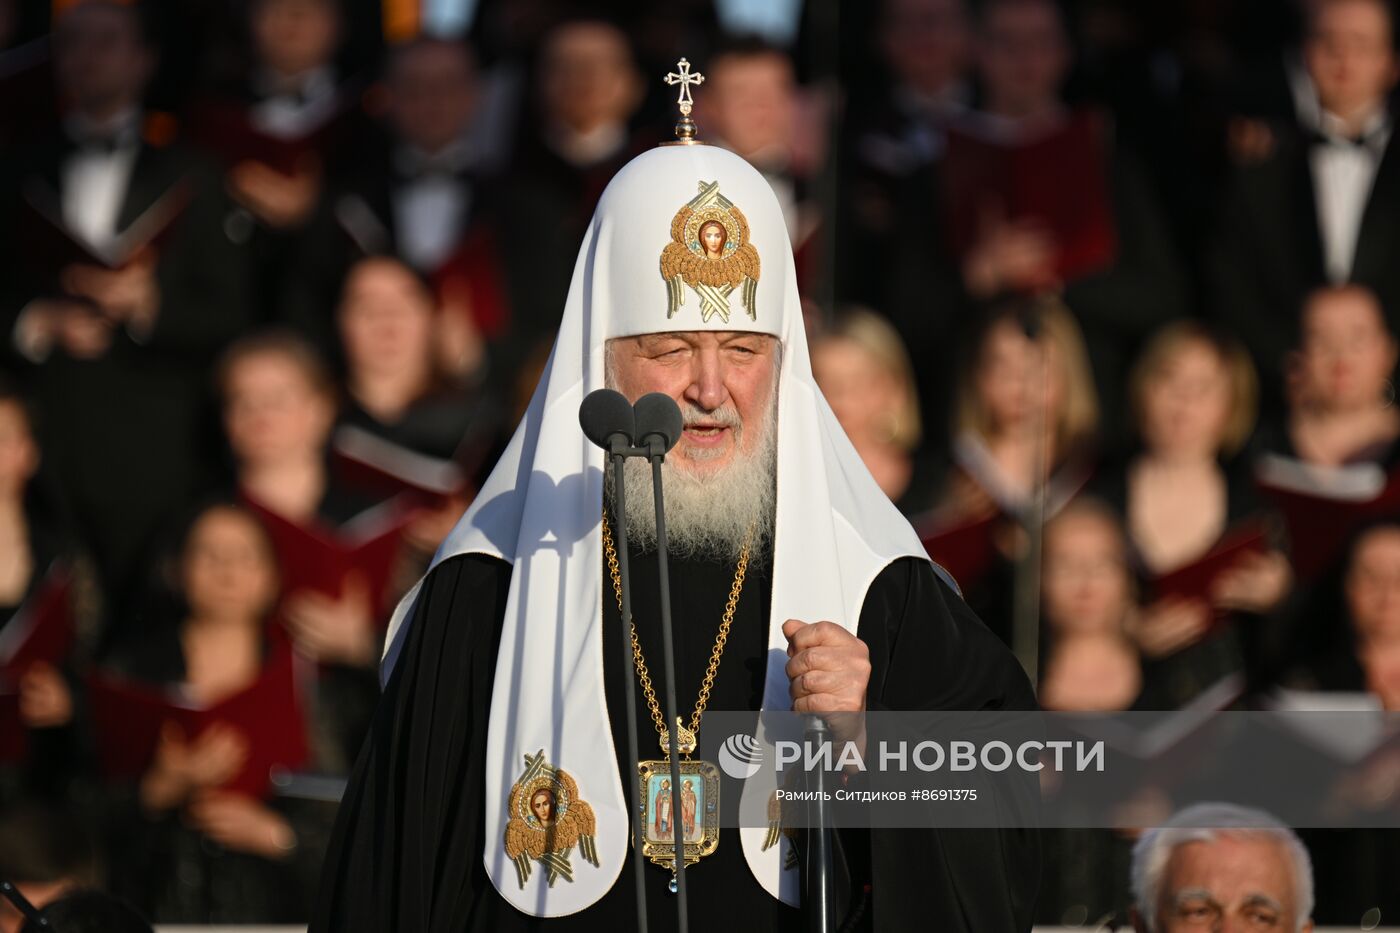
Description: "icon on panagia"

(504, 750), (600, 889)
(660, 180), (761, 323)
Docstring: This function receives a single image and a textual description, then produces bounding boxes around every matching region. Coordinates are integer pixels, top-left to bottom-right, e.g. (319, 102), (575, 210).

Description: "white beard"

(603, 394), (777, 564)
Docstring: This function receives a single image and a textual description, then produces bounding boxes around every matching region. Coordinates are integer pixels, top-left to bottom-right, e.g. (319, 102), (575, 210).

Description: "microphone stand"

(581, 388), (688, 933)
(803, 716), (835, 933)
(1, 880), (48, 929)
(607, 436), (651, 933)
(1011, 299), (1049, 691)
(647, 438), (691, 933)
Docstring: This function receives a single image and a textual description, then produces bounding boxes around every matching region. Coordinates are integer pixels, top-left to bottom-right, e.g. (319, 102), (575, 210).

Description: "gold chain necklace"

(601, 511), (754, 889)
(601, 512), (751, 758)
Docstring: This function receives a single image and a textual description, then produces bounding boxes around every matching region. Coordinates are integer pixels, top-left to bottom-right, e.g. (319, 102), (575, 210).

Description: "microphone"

(579, 389), (637, 455)
(633, 392), (684, 458)
(577, 387), (691, 930)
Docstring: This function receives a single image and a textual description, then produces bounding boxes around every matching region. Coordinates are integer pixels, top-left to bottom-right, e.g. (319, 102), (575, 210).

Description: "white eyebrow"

(1171, 887), (1216, 909)
(1241, 893), (1284, 914)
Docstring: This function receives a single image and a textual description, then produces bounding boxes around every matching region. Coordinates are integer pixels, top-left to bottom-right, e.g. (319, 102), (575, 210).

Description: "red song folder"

(85, 640), (308, 799)
(0, 563), (75, 764)
(942, 109), (1119, 284)
(1254, 453), (1400, 580)
(240, 492), (410, 614)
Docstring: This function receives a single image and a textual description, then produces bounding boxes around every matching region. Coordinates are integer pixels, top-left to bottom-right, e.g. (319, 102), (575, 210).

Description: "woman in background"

(334, 255), (498, 555)
(0, 381), (100, 808)
(218, 332), (395, 771)
(1264, 284), (1400, 468)
(929, 298), (1099, 642)
(943, 297), (1100, 523)
(810, 308), (941, 517)
(104, 503), (329, 923)
(1093, 323), (1290, 702)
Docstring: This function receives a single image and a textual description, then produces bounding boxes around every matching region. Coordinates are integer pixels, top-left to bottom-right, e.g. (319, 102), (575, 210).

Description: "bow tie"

(72, 131), (136, 156)
(1306, 125), (1387, 151)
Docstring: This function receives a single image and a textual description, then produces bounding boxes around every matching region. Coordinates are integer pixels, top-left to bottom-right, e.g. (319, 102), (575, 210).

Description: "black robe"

(311, 548), (1041, 932)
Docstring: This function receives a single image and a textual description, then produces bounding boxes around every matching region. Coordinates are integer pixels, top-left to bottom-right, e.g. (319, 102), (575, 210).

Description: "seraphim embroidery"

(504, 749), (601, 888)
(660, 180), (761, 323)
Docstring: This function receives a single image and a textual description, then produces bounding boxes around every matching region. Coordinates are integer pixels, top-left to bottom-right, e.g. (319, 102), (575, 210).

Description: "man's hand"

(21, 299), (116, 359)
(783, 619), (870, 754)
(61, 253), (161, 332)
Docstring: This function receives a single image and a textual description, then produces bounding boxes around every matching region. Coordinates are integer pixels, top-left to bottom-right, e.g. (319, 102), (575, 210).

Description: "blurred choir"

(5, 0), (1400, 927)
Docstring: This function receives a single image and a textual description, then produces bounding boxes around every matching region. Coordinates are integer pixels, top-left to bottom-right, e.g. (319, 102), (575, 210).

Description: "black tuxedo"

(0, 130), (255, 615)
(1209, 123), (1400, 415)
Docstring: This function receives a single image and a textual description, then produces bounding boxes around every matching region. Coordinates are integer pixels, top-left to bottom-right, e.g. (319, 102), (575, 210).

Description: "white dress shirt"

(1309, 108), (1391, 282)
(61, 111), (141, 257)
(392, 137), (475, 272)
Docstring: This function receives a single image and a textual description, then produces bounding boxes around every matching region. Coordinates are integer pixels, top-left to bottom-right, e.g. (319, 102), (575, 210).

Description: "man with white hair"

(1131, 803), (1315, 933)
(312, 65), (1039, 932)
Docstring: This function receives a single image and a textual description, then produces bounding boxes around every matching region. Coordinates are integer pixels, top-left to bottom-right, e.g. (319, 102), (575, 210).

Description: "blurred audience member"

(18, 889), (152, 933)
(930, 299), (1098, 643)
(1099, 324), (1288, 705)
(810, 309), (939, 516)
(1038, 501), (1142, 712)
(334, 256), (496, 553)
(696, 38), (814, 251)
(1211, 0), (1400, 418)
(188, 0), (353, 336)
(104, 503), (327, 922)
(0, 0), (253, 617)
(1263, 285), (1400, 468)
(200, 0), (347, 232)
(943, 299), (1098, 523)
(0, 382), (100, 805)
(949, 0), (1184, 438)
(1295, 521), (1400, 692)
(1130, 802), (1314, 933)
(499, 18), (646, 358)
(220, 333), (388, 663)
(297, 37), (509, 382)
(217, 331), (396, 768)
(1104, 324), (1263, 574)
(839, 0), (975, 438)
(854, 0), (972, 182)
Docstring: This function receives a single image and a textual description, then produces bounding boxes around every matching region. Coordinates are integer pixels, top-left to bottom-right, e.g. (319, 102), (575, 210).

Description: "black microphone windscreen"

(633, 392), (684, 454)
(579, 389), (636, 450)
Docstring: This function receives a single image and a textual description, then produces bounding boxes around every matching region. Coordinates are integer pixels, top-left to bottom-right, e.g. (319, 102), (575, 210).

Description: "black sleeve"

(310, 554), (510, 933)
(852, 557), (1042, 933)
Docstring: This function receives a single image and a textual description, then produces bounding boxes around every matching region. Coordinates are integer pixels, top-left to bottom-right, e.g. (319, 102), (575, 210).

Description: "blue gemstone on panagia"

(668, 878), (678, 894)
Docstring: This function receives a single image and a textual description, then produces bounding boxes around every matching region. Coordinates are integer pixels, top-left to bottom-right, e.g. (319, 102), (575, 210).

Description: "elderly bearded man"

(312, 69), (1039, 933)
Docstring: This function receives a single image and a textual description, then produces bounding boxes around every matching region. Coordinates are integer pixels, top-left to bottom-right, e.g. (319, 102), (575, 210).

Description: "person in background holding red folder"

(945, 0), (1185, 441)
(1090, 323), (1292, 704)
(217, 330), (404, 770)
(0, 381), (100, 808)
(101, 502), (328, 924)
(333, 255), (498, 555)
(0, 1), (254, 628)
(929, 298), (1100, 645)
